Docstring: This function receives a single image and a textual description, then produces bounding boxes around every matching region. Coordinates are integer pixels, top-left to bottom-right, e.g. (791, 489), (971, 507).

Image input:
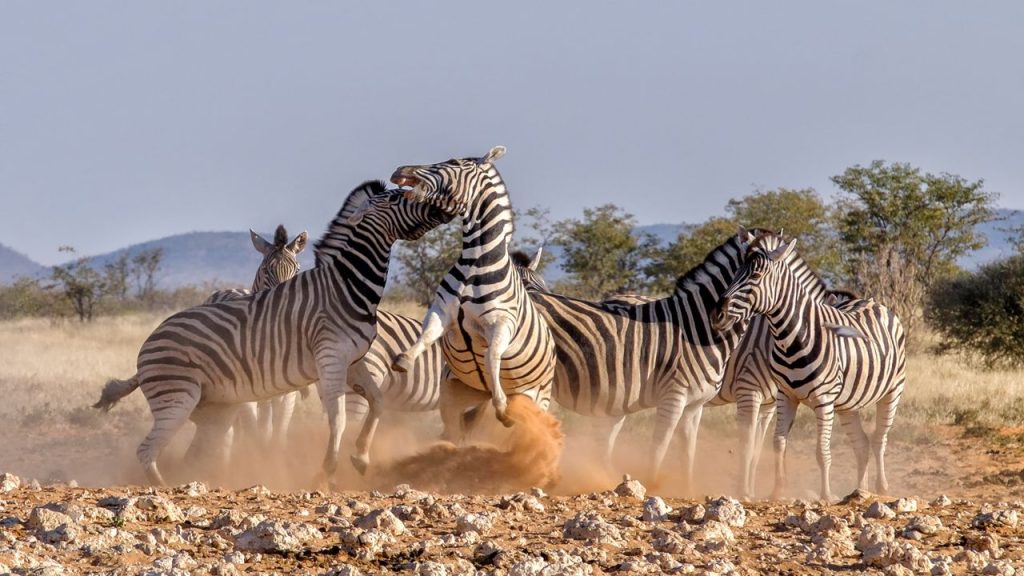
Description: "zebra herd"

(95, 146), (906, 501)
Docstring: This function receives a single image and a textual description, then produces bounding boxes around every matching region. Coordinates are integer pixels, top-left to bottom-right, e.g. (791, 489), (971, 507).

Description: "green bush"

(928, 254), (1024, 368)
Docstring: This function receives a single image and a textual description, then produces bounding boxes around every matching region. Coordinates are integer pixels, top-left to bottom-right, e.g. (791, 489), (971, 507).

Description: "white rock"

(929, 495), (952, 508)
(415, 561), (448, 576)
(455, 512), (495, 535)
(135, 495), (184, 523)
(27, 507), (78, 545)
(865, 502), (896, 520)
(614, 474), (646, 500)
(904, 515), (942, 537)
(354, 509), (407, 536)
(692, 520), (735, 551)
(891, 498), (918, 514)
(972, 510), (1019, 529)
(0, 473), (20, 494)
(641, 496), (672, 522)
(563, 512), (624, 546)
(234, 520), (320, 553)
(705, 496), (746, 528)
(982, 561), (1016, 576)
(325, 566), (363, 576)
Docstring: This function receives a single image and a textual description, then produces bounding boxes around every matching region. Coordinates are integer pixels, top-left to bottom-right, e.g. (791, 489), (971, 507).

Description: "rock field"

(1, 472), (1022, 575)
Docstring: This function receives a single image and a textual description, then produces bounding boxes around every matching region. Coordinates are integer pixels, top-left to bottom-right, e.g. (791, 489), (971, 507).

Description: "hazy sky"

(2, 2), (1022, 265)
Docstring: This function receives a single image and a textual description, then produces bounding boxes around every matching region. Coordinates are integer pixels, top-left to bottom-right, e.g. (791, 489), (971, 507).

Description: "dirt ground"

(1, 401), (1023, 575)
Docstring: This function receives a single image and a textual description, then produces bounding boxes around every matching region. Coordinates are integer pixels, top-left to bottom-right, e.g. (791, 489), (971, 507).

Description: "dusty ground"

(3, 315), (1024, 574)
(2, 415), (1024, 575)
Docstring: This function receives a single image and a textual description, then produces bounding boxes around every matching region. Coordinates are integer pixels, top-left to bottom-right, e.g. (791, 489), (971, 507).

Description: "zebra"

(203, 225), (312, 450)
(514, 238), (858, 497)
(390, 146), (557, 432)
(205, 225), (307, 304)
(505, 228), (769, 489)
(713, 232), (906, 501)
(93, 180), (454, 486)
(345, 308), (447, 475)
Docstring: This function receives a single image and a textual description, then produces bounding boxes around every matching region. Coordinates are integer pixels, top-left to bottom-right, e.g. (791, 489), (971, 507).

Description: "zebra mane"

(674, 228), (772, 295)
(313, 180), (389, 265)
(509, 250), (532, 268)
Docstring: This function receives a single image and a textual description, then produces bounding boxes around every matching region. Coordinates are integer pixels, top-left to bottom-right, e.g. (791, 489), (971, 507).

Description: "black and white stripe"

(714, 232), (906, 501)
(203, 225), (310, 449)
(94, 181), (453, 486)
(390, 146), (556, 432)
(513, 229), (765, 488)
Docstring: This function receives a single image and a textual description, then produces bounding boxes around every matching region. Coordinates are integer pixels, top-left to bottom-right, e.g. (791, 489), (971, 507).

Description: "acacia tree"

(832, 161), (997, 331)
(104, 253), (131, 301)
(928, 254), (1024, 368)
(394, 220), (462, 306)
(131, 248), (164, 301)
(648, 187), (839, 293)
(555, 204), (659, 299)
(50, 246), (106, 322)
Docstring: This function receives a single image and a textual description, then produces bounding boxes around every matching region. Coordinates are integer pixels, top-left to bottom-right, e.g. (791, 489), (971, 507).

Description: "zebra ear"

(768, 238), (797, 262)
(736, 225), (754, 246)
(528, 245), (544, 271)
(250, 229), (273, 255)
(287, 231), (309, 254)
(478, 145), (506, 165)
(347, 193), (372, 225)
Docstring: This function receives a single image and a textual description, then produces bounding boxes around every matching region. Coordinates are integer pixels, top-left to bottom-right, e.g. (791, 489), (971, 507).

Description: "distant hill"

(85, 231), (317, 289)
(0, 243), (45, 283)
(1, 210), (1020, 288)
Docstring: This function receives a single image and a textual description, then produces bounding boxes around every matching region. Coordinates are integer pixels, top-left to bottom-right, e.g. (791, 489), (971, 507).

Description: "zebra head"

(343, 180), (456, 242)
(511, 247), (548, 292)
(390, 146), (507, 217)
(712, 232), (798, 332)
(249, 225), (308, 291)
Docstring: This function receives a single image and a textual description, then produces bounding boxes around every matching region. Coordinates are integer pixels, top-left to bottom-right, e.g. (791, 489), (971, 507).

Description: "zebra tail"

(93, 374), (140, 412)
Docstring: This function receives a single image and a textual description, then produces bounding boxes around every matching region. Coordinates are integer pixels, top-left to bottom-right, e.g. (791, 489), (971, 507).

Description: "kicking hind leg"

(137, 379), (202, 486)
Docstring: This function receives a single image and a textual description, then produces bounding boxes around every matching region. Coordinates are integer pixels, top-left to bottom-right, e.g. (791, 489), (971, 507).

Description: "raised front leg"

(481, 320), (515, 427)
(393, 296), (457, 373)
(771, 395), (798, 500)
(813, 403), (837, 502)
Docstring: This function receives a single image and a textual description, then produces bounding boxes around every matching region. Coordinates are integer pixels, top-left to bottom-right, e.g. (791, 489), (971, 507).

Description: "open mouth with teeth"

(391, 166), (437, 205)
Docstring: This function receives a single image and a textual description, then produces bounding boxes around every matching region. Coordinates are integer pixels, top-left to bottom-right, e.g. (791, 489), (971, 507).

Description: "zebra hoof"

(350, 454), (369, 476)
(392, 354), (413, 373)
(497, 412), (515, 428)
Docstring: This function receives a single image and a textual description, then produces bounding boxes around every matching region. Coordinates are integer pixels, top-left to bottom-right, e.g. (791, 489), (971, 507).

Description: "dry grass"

(2, 306), (1023, 493)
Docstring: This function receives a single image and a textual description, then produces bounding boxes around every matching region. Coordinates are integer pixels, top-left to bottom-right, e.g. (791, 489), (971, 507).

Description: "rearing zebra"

(390, 146), (556, 430)
(713, 232), (906, 501)
(94, 181), (454, 486)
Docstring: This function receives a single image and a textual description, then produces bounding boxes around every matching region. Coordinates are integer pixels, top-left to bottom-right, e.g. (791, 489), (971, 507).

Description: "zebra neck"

(459, 181), (514, 263)
(314, 227), (392, 313)
(764, 267), (821, 350)
(670, 238), (744, 308)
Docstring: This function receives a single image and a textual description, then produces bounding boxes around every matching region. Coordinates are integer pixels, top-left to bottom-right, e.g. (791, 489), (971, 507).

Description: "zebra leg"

(482, 320), (515, 427)
(598, 415), (626, 473)
(393, 298), (456, 373)
(872, 388), (902, 494)
(771, 395), (798, 500)
(185, 403), (240, 484)
(315, 350), (353, 491)
(349, 378), (383, 475)
(678, 402), (705, 496)
(649, 395), (685, 489)
(751, 401), (774, 498)
(813, 403), (837, 502)
(271, 392), (299, 453)
(256, 400), (274, 449)
(439, 375), (489, 442)
(838, 410), (871, 492)
(137, 381), (202, 486)
(735, 393), (761, 499)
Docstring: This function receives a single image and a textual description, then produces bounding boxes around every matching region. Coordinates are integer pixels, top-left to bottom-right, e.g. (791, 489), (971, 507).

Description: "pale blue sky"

(2, 2), (1022, 265)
